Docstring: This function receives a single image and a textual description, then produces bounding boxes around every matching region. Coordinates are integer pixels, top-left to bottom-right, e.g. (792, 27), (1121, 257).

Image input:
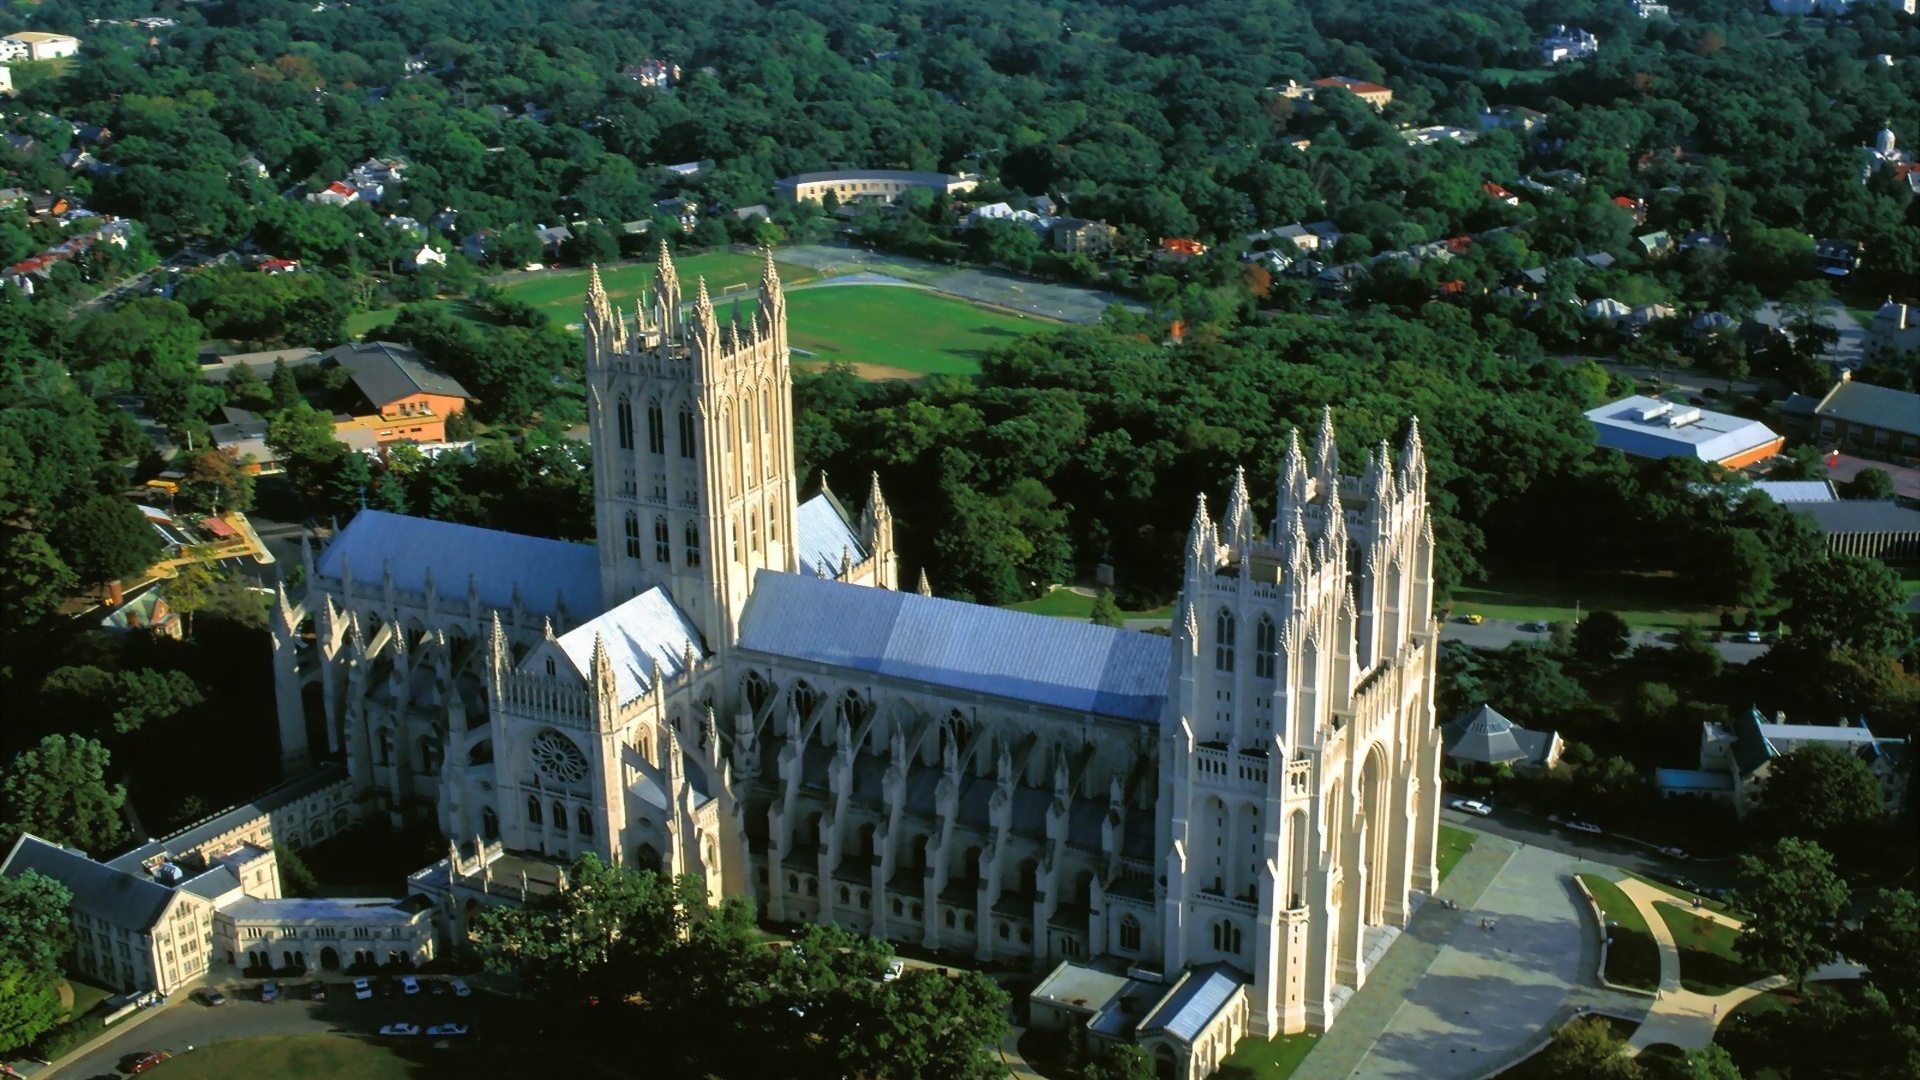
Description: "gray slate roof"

(315, 510), (599, 618)
(552, 587), (706, 703)
(1814, 380), (1920, 438)
(737, 571), (1171, 722)
(795, 491), (866, 578)
(325, 341), (471, 407)
(2, 835), (173, 931)
(1790, 500), (1920, 536)
(1442, 704), (1556, 765)
(1138, 963), (1248, 1043)
(108, 765), (348, 874)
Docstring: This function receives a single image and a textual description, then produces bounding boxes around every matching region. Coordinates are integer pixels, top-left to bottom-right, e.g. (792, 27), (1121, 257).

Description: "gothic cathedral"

(270, 245), (1441, 1077)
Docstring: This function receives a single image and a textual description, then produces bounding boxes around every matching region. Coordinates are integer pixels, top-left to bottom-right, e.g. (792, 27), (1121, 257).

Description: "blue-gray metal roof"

(1138, 963), (1248, 1043)
(736, 572), (1170, 722)
(316, 510), (599, 618)
(2, 835), (174, 930)
(794, 492), (865, 578)
(552, 586), (704, 703)
(1585, 396), (1781, 464)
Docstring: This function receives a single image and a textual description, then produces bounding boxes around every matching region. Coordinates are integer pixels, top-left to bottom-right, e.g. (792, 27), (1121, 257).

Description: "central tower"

(585, 245), (800, 649)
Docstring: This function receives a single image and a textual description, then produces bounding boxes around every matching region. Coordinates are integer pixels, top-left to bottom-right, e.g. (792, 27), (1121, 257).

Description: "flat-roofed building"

(1585, 395), (1785, 468)
(774, 169), (978, 206)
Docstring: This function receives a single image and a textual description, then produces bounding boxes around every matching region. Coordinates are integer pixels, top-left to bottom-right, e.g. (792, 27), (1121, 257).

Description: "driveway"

(1754, 299), (1865, 371)
(1438, 618), (1767, 663)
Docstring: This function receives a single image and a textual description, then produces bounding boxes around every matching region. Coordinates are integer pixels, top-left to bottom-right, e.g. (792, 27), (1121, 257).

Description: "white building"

(1541, 26), (1599, 64)
(263, 247), (1441, 1078)
(0, 32), (82, 61)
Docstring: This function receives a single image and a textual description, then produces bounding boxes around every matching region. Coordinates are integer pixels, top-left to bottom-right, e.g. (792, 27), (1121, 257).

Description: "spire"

(1312, 405), (1339, 490)
(866, 471), (890, 522)
(1275, 427), (1310, 534)
(1222, 466), (1252, 551)
(691, 276), (720, 370)
(656, 241), (681, 338)
(585, 263), (610, 322)
(1399, 416), (1426, 498)
(590, 632), (619, 702)
(758, 246), (786, 342)
(1368, 438), (1394, 511)
(917, 568), (932, 597)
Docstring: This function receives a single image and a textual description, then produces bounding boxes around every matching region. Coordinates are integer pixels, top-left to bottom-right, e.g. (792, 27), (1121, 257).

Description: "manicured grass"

(1006, 587), (1176, 621)
(1450, 573), (1724, 631)
(783, 285), (1047, 377)
(1219, 1028), (1322, 1080)
(1578, 874), (1660, 992)
(1436, 825), (1475, 883)
(499, 252), (806, 324)
(153, 1035), (553, 1080)
(1622, 870), (1738, 916)
(1655, 902), (1766, 995)
(62, 975), (115, 1018)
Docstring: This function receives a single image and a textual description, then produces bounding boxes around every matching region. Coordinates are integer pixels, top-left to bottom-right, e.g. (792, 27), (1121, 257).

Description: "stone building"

(268, 245), (1441, 1077)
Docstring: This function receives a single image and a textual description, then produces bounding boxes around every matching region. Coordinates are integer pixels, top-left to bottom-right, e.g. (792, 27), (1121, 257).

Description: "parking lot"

(49, 974), (500, 1079)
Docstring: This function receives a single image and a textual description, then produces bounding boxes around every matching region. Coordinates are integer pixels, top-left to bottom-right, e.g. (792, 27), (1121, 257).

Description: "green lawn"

(61, 975), (115, 1018)
(347, 298), (503, 338)
(1655, 903), (1766, 995)
(499, 251), (806, 324)
(1622, 871), (1738, 916)
(783, 285), (1047, 377)
(1578, 874), (1660, 991)
(1219, 1029), (1322, 1080)
(1436, 825), (1475, 883)
(1006, 587), (1176, 621)
(1449, 573), (1725, 631)
(152, 1034), (555, 1080)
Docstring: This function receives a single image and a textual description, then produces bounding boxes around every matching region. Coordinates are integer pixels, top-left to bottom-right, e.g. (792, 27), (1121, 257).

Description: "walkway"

(1610, 877), (1862, 1055)
(1288, 832), (1519, 1080)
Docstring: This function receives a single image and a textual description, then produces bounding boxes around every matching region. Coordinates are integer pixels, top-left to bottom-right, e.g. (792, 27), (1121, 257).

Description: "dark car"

(307, 981), (327, 1002)
(195, 987), (227, 1006)
(260, 980), (279, 1003)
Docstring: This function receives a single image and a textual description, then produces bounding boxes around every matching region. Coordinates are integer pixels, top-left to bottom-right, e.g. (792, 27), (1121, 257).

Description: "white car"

(449, 978), (471, 998)
(1448, 799), (1493, 817)
(379, 1023), (422, 1037)
(401, 975), (420, 995)
(1563, 820), (1604, 835)
(882, 960), (904, 982)
(353, 977), (373, 1001)
(426, 1023), (469, 1037)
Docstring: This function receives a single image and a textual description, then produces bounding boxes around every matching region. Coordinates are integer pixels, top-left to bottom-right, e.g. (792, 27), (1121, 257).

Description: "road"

(48, 976), (503, 1079)
(1755, 298), (1866, 372)
(1438, 617), (1768, 662)
(1439, 806), (1735, 888)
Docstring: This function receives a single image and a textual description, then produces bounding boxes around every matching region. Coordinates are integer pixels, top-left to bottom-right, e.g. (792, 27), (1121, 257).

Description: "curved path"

(1610, 877), (1862, 1055)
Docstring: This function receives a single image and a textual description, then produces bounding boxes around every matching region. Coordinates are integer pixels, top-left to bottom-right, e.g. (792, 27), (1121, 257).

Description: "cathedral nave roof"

(316, 510), (599, 618)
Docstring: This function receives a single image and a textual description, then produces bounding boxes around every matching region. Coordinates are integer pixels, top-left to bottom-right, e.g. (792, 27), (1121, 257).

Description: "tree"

(1844, 889), (1919, 1010)
(269, 359), (302, 412)
(163, 556), (225, 637)
(1573, 610), (1631, 662)
(1842, 468), (1895, 501)
(266, 403), (348, 499)
(1756, 743), (1885, 842)
(51, 496), (162, 585)
(1780, 554), (1906, 655)
(0, 870), (73, 982)
(0, 530), (77, 633)
(1084, 1045), (1157, 1080)
(0, 961), (66, 1058)
(177, 448), (256, 516)
(1535, 1014), (1643, 1079)
(1734, 837), (1848, 992)
(1089, 589), (1124, 628)
(0, 735), (128, 854)
(1674, 1044), (1745, 1080)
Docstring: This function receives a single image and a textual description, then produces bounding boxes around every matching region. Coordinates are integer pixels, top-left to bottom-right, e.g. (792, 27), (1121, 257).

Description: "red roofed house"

(1158, 238), (1208, 260)
(310, 181), (359, 207)
(1312, 76), (1393, 111)
(1483, 182), (1520, 206)
(1613, 196), (1648, 225)
(258, 258), (301, 274)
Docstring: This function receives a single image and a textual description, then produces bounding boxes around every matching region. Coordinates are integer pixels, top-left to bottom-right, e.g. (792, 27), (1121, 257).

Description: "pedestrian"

(1712, 1004), (1719, 1019)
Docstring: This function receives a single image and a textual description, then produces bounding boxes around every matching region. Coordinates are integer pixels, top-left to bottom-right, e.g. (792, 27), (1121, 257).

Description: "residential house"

(533, 225), (572, 259)
(1801, 376), (1920, 461)
(1583, 298), (1631, 324)
(1441, 705), (1562, 770)
(622, 59), (680, 88)
(309, 181), (358, 207)
(1581, 252), (1617, 271)
(1030, 195), (1059, 217)
(1621, 303), (1676, 334)
(1613, 196), (1648, 225)
(1052, 217), (1118, 256)
(1634, 231), (1674, 258)
(1630, 0), (1671, 17)
(1, 31), (83, 61)
(1246, 223), (1318, 253)
(664, 160), (708, 178)
(1157, 238), (1207, 261)
(1690, 709), (1909, 818)
(1541, 26), (1599, 63)
(1310, 76), (1393, 111)
(965, 201), (1050, 233)
(326, 341), (473, 445)
(1483, 182), (1520, 206)
(403, 243), (445, 271)
(1304, 221), (1344, 246)
(208, 407), (280, 474)
(257, 257), (301, 274)
(237, 154), (268, 179)
(732, 204), (771, 224)
(1403, 125), (1476, 146)
(1314, 262), (1366, 299)
(656, 197), (699, 234)
(460, 230), (496, 261)
(1866, 300), (1920, 358)
(1480, 105), (1548, 134)
(1814, 238), (1863, 277)
(1686, 311), (1739, 341)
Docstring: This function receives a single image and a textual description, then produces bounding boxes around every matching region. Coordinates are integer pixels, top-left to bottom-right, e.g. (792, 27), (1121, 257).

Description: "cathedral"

(269, 247), (1442, 1078)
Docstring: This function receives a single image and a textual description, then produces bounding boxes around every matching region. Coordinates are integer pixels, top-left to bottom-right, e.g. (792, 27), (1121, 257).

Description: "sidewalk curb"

(28, 999), (175, 1080)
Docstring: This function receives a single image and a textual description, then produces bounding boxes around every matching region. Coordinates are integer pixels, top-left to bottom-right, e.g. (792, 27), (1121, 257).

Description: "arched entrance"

(320, 947), (340, 971)
(1359, 745), (1389, 925)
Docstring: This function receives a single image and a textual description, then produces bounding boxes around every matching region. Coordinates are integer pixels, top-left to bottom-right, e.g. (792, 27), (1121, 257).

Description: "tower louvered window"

(647, 399), (664, 454)
(677, 406), (696, 458)
(654, 515), (670, 563)
(685, 521), (701, 567)
(616, 396), (634, 450)
(1215, 609), (1236, 672)
(1255, 614), (1277, 679)
(624, 511), (641, 559)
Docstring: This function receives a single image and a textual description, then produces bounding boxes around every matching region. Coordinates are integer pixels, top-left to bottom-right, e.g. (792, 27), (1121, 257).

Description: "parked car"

(379, 1023), (422, 1037)
(195, 987), (227, 1006)
(449, 977), (472, 998)
(882, 960), (905, 982)
(307, 981), (327, 1001)
(1563, 820), (1604, 835)
(426, 1023), (470, 1037)
(1458, 613), (1485, 625)
(1744, 630), (1762, 644)
(1658, 846), (1690, 860)
(1448, 798), (1493, 817)
(259, 980), (279, 1003)
(126, 1051), (170, 1074)
(401, 975), (421, 996)
(1519, 621), (1548, 632)
(353, 977), (373, 1001)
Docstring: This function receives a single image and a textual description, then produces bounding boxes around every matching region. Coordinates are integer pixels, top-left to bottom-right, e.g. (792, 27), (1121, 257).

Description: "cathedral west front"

(269, 246), (1442, 1078)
